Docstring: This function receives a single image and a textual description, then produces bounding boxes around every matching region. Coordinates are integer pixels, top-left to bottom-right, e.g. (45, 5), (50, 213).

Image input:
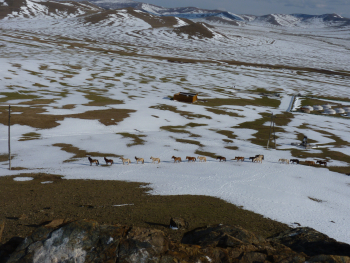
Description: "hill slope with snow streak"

(83, 0), (350, 27)
(0, 0), (103, 19)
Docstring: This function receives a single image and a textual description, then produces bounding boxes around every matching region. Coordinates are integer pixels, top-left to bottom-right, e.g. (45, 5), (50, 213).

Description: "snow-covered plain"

(0, 9), (350, 245)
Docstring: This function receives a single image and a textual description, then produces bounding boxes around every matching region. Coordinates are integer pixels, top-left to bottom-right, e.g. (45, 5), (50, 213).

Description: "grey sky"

(142, 0), (350, 18)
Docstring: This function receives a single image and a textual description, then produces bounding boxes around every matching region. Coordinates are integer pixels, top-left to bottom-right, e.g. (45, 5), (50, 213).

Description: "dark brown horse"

(290, 159), (299, 164)
(88, 156), (99, 166)
(186, 156), (196, 162)
(104, 157), (113, 165)
(216, 156), (226, 162)
(316, 160), (327, 167)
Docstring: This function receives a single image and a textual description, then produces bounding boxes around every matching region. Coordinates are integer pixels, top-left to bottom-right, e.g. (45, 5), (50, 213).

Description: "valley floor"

(0, 21), (350, 244)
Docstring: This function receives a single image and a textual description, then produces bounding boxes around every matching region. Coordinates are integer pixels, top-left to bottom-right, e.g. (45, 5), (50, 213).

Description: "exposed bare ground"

(0, 173), (290, 245)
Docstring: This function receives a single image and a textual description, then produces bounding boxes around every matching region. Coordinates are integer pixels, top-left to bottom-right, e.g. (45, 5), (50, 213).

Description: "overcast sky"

(142, 0), (350, 18)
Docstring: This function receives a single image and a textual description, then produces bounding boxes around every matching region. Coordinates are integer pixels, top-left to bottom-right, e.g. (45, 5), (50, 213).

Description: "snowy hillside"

(1, 0), (350, 247)
(82, 0), (350, 27)
(252, 13), (350, 27)
(0, 0), (103, 19)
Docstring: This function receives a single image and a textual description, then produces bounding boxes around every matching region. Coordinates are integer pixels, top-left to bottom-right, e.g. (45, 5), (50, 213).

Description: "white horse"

(253, 156), (263, 163)
(135, 156), (144, 164)
(150, 156), (160, 164)
(120, 157), (131, 165)
(197, 156), (206, 162)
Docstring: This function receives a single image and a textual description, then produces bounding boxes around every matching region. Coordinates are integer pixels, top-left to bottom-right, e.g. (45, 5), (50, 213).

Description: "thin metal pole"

(267, 114), (273, 149)
(273, 116), (276, 149)
(8, 105), (11, 170)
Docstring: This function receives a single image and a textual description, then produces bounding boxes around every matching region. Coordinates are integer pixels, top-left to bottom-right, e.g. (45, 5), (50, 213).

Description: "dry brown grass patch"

(19, 132), (41, 141)
(0, 106), (62, 129)
(0, 154), (14, 162)
(224, 146), (239, 151)
(18, 99), (55, 105)
(215, 130), (237, 140)
(327, 166), (350, 175)
(0, 107), (135, 129)
(83, 92), (124, 106)
(0, 92), (39, 103)
(71, 109), (136, 126)
(150, 104), (211, 120)
(175, 138), (203, 147)
(198, 97), (281, 108)
(205, 107), (242, 117)
(60, 104), (75, 109)
(53, 143), (121, 162)
(118, 133), (147, 147)
(194, 150), (217, 159)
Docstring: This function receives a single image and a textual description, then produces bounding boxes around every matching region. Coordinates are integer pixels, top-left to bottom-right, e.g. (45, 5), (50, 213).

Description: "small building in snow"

(173, 92), (198, 103)
(334, 108), (345, 114)
(313, 105), (323, 111)
(301, 108), (311, 113)
(301, 105), (313, 111)
(324, 109), (336, 115)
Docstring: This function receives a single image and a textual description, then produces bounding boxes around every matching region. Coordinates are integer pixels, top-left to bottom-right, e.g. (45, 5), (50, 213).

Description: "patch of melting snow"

(112, 204), (134, 207)
(14, 177), (33, 181)
(41, 181), (53, 184)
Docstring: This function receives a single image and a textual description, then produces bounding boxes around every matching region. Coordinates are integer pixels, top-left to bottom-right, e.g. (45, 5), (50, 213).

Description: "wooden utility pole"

(8, 105), (11, 170)
(267, 113), (276, 149)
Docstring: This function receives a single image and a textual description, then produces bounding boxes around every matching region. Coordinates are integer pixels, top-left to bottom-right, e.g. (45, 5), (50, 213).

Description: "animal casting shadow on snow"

(172, 156), (181, 163)
(150, 156), (160, 164)
(104, 157), (113, 165)
(135, 156), (144, 164)
(216, 156), (226, 162)
(88, 156), (99, 166)
(120, 157), (131, 165)
(186, 156), (196, 162)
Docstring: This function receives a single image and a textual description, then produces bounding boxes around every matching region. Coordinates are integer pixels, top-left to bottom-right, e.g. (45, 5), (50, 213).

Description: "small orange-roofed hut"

(173, 92), (198, 103)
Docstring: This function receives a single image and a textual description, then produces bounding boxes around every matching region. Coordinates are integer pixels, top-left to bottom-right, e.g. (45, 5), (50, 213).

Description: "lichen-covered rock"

(181, 224), (264, 247)
(308, 254), (350, 263)
(118, 227), (170, 263)
(2, 220), (348, 263)
(5, 220), (128, 263)
(268, 227), (350, 257)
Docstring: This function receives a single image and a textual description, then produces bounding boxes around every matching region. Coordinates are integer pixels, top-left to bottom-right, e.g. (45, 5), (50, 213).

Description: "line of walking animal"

(88, 155), (327, 167)
(278, 158), (327, 166)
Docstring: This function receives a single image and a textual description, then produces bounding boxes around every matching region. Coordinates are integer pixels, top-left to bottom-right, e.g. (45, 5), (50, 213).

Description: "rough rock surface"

(169, 217), (189, 230)
(268, 227), (350, 258)
(2, 220), (350, 263)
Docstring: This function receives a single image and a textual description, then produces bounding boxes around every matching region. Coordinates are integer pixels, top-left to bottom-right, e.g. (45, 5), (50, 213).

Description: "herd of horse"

(88, 154), (327, 167)
(278, 158), (327, 166)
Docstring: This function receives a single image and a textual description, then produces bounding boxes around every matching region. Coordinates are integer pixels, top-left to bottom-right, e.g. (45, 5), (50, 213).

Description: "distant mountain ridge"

(0, 0), (349, 28)
(85, 0), (350, 27)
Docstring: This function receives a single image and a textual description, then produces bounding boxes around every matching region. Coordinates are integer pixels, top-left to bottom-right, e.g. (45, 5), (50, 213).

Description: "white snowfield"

(0, 3), (350, 245)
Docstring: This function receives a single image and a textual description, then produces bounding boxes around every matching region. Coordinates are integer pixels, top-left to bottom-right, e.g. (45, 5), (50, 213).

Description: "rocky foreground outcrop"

(1, 219), (350, 263)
